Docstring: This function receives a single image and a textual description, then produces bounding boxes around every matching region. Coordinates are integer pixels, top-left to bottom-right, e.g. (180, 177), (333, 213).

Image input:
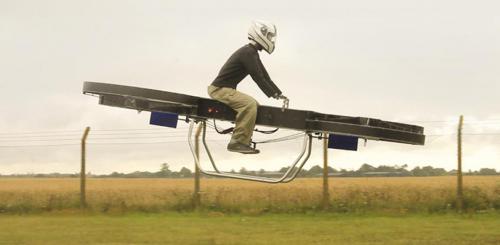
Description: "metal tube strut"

(188, 120), (312, 183)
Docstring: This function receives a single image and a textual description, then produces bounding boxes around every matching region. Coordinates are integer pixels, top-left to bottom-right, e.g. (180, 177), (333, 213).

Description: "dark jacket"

(211, 44), (282, 98)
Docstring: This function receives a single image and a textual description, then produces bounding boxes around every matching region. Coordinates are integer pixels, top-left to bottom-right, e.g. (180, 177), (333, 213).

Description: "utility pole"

(457, 115), (464, 213)
(322, 132), (330, 209)
(193, 123), (202, 208)
(80, 127), (90, 208)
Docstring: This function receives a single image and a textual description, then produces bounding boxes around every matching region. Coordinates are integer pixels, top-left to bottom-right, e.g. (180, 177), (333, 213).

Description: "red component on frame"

(207, 107), (219, 114)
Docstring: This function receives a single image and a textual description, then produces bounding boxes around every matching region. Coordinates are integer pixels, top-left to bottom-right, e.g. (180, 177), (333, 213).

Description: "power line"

(400, 119), (500, 125)
(2, 133), (499, 149)
(425, 134), (454, 137)
(0, 138), (80, 142)
(2, 131), (500, 143)
(2, 118), (500, 142)
(0, 128), (189, 136)
(463, 133), (500, 136)
(0, 130), (83, 135)
(87, 141), (187, 145)
(0, 135), (230, 142)
(464, 122), (500, 125)
(0, 130), (195, 139)
(0, 123), (297, 136)
(0, 143), (80, 148)
(0, 136), (191, 142)
(426, 132), (500, 136)
(89, 131), (189, 136)
(91, 128), (180, 132)
(88, 135), (224, 140)
(0, 134), (83, 139)
(404, 120), (458, 124)
(3, 132), (500, 144)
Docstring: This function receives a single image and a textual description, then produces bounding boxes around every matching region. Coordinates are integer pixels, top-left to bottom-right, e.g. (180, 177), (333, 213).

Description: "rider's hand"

(278, 94), (289, 111)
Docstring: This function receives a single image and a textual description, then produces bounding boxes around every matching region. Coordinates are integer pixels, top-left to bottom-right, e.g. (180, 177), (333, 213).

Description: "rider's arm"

(241, 50), (282, 98)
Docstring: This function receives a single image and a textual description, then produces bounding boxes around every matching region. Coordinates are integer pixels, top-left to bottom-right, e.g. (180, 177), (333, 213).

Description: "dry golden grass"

(0, 176), (498, 213)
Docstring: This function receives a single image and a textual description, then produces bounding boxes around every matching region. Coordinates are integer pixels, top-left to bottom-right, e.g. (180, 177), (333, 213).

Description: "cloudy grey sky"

(1, 0), (499, 174)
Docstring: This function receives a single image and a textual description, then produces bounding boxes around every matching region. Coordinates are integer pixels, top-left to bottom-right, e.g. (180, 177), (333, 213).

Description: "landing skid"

(188, 120), (313, 183)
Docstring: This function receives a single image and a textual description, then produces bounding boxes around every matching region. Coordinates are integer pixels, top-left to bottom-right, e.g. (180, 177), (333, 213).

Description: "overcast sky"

(1, 0), (499, 174)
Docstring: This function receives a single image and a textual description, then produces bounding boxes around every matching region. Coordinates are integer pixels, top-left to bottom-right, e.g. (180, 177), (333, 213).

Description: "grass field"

(0, 212), (499, 244)
(0, 176), (498, 214)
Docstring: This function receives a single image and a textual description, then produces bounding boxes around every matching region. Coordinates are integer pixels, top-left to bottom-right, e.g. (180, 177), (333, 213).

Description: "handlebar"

(279, 95), (289, 112)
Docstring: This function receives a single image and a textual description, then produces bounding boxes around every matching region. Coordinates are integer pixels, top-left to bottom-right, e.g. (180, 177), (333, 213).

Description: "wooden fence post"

(322, 132), (330, 209)
(457, 115), (464, 213)
(80, 127), (90, 208)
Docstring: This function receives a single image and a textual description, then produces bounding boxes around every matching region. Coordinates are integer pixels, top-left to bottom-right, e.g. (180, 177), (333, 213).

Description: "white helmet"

(248, 20), (277, 54)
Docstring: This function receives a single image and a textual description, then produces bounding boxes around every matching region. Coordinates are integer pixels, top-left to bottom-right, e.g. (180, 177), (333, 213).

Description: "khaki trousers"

(207, 85), (258, 145)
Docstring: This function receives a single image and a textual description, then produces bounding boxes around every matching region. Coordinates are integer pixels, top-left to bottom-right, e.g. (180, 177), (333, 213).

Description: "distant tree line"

(1, 163), (498, 178)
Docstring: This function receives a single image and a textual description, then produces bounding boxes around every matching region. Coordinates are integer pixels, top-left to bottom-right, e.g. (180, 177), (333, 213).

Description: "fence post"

(80, 127), (90, 208)
(193, 123), (203, 208)
(322, 132), (330, 209)
(457, 115), (464, 213)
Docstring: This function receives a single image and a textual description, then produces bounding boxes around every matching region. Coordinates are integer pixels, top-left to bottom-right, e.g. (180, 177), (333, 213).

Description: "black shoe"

(227, 142), (260, 154)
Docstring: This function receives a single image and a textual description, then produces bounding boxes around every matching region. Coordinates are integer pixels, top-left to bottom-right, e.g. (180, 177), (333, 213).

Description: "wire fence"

(0, 118), (500, 149)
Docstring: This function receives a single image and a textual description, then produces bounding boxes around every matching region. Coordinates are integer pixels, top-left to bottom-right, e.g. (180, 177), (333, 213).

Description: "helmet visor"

(266, 31), (276, 42)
